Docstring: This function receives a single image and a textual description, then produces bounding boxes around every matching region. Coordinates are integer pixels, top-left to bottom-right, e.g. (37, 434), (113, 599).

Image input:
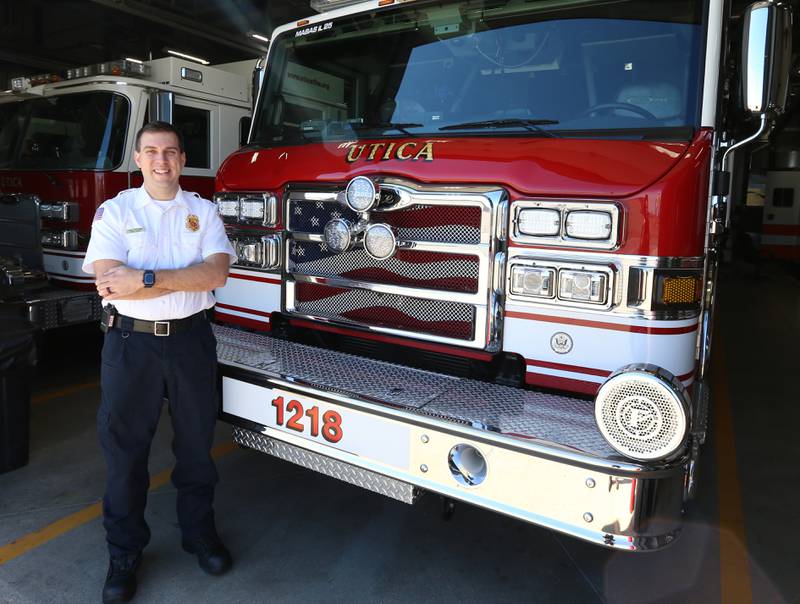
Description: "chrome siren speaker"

(595, 364), (691, 461)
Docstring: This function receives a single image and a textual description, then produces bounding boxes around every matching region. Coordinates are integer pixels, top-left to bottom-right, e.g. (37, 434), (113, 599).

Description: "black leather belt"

(100, 306), (207, 336)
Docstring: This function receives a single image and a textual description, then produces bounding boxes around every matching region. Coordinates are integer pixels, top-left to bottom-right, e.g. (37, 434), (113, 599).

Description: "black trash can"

(0, 312), (38, 474)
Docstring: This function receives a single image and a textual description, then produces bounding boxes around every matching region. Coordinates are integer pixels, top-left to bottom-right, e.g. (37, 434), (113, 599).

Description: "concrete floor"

(0, 262), (797, 604)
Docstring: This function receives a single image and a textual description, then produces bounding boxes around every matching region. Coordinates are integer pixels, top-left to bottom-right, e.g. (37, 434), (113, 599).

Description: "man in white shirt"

(83, 121), (236, 604)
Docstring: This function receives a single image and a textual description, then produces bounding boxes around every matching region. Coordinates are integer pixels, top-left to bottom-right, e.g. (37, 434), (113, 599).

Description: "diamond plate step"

(233, 426), (419, 504)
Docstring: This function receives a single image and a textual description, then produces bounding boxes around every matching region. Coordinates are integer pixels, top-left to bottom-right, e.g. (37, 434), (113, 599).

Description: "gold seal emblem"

(186, 214), (200, 232)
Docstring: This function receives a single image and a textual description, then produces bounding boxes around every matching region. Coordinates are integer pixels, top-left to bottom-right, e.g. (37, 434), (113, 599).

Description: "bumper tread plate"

(233, 426), (418, 504)
(214, 325), (615, 458)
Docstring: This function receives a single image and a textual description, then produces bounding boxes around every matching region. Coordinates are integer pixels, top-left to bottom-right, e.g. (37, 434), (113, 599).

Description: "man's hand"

(96, 265), (144, 300)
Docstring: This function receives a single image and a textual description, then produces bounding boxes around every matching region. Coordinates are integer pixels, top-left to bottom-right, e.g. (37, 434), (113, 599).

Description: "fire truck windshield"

(251, 0), (703, 146)
(0, 91), (129, 170)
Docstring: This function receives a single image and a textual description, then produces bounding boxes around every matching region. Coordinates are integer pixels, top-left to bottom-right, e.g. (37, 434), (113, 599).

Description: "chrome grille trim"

(284, 179), (505, 349)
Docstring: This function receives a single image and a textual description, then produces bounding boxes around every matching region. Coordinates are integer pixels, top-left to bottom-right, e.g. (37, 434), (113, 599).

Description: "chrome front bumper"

(214, 324), (688, 551)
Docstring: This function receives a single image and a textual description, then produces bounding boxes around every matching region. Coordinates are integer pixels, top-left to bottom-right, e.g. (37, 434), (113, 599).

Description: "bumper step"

(214, 324), (615, 458)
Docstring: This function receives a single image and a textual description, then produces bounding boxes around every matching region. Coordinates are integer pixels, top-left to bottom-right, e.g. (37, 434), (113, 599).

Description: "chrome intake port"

(448, 444), (487, 487)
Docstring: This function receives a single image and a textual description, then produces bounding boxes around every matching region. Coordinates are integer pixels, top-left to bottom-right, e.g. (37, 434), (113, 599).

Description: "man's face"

(134, 131), (186, 199)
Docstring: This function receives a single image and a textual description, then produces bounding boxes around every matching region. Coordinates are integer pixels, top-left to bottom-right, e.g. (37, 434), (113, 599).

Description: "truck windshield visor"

(252, 0), (704, 145)
(0, 92), (129, 170)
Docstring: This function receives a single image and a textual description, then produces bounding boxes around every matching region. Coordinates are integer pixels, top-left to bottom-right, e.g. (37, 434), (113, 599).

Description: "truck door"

(173, 96), (217, 199)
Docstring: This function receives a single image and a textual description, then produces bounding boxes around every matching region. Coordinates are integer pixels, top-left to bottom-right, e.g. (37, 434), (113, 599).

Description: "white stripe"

(525, 365), (606, 384)
(42, 248), (86, 257)
(216, 307), (270, 324)
(47, 274), (95, 284)
(504, 316), (696, 380)
(216, 271), (281, 314)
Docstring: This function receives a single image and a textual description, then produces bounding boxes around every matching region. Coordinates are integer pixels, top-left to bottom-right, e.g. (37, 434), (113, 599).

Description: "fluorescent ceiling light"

(250, 32), (270, 43)
(124, 57), (143, 64)
(166, 50), (210, 65)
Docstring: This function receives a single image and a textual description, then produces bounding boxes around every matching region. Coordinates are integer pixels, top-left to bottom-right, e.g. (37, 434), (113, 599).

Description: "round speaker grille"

(595, 366), (689, 461)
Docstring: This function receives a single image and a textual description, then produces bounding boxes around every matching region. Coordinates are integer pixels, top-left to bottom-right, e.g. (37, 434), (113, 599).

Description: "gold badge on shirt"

(185, 214), (200, 232)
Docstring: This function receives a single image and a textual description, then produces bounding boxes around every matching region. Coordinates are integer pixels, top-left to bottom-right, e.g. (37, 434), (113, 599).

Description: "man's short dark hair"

(134, 121), (185, 153)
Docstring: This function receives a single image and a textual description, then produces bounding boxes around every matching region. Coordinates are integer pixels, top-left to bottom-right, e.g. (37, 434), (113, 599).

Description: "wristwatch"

(143, 270), (156, 288)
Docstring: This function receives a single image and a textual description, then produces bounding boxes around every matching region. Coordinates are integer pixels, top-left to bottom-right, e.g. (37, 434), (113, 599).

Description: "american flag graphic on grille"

(286, 190), (487, 343)
(289, 242), (480, 293)
(295, 283), (475, 341)
(288, 199), (481, 244)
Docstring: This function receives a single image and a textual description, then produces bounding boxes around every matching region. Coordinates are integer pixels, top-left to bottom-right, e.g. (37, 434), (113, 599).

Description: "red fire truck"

(0, 57), (252, 329)
(211, 0), (793, 550)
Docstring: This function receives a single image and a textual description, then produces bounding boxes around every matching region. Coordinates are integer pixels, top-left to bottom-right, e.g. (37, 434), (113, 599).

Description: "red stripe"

(229, 272), (281, 285)
(214, 310), (271, 331)
(215, 302), (272, 318)
(763, 224), (800, 236)
(287, 318), (494, 361)
(525, 358), (610, 378)
(525, 372), (600, 395)
(506, 310), (698, 335)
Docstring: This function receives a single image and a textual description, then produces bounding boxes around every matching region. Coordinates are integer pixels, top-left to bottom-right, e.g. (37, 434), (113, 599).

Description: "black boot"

(102, 553), (141, 603)
(182, 536), (232, 576)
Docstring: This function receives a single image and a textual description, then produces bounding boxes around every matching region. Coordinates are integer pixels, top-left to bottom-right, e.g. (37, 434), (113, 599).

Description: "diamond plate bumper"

(215, 324), (688, 551)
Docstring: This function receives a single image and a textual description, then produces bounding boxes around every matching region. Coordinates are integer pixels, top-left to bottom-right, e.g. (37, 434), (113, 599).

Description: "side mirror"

(741, 1), (793, 115)
(147, 91), (175, 124)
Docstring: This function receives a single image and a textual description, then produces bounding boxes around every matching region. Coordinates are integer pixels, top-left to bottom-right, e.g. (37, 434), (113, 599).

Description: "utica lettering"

(346, 141), (435, 163)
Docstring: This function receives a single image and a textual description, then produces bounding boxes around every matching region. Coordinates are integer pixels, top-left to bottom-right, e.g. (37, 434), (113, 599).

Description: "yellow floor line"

(0, 440), (237, 566)
(713, 333), (752, 604)
(31, 381), (101, 405)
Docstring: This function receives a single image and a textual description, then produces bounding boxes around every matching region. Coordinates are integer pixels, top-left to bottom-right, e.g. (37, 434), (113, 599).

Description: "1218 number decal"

(271, 396), (343, 443)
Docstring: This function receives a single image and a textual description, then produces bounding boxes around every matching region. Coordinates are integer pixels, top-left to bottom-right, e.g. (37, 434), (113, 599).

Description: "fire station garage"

(0, 0), (799, 603)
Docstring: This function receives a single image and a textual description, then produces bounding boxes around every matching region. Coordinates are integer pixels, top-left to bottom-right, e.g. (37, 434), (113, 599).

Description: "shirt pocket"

(124, 227), (155, 268)
(178, 231), (203, 265)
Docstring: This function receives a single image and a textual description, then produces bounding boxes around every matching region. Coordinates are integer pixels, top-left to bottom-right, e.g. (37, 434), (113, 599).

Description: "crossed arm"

(94, 254), (230, 301)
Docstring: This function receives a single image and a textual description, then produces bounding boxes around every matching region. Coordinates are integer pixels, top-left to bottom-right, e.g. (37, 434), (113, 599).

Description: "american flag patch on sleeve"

(93, 206), (104, 222)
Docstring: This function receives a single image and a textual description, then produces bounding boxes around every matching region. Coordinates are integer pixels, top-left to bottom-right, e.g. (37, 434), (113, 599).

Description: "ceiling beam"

(87, 0), (268, 57)
(0, 50), (72, 72)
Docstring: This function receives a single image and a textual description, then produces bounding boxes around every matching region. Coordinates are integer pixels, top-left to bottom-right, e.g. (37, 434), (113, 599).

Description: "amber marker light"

(659, 275), (702, 305)
(378, 0), (395, 6)
(297, 19), (310, 26)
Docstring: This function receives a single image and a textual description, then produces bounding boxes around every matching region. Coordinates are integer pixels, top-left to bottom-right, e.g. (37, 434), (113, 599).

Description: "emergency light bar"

(10, 59), (151, 93)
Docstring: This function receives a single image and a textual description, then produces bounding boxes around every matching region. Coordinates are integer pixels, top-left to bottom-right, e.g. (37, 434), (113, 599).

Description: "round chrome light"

(448, 444), (487, 486)
(364, 223), (396, 260)
(323, 218), (353, 253)
(595, 364), (690, 461)
(345, 176), (379, 212)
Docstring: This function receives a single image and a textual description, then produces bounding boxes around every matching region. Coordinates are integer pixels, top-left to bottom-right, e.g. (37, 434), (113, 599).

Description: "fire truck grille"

(285, 183), (497, 348)
(288, 200), (481, 244)
(294, 282), (476, 341)
(289, 243), (480, 293)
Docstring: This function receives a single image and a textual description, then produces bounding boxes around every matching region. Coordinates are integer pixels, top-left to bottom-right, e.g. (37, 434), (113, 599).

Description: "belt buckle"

(154, 321), (170, 336)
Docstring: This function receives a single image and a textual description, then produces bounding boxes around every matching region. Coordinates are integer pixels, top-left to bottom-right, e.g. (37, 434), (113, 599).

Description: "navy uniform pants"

(97, 319), (219, 557)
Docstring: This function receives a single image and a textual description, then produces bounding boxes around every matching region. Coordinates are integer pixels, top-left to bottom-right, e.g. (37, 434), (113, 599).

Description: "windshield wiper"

(440, 118), (560, 137)
(350, 122), (423, 136)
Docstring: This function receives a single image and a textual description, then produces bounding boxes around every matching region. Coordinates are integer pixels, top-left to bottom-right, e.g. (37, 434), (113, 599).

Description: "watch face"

(143, 271), (155, 286)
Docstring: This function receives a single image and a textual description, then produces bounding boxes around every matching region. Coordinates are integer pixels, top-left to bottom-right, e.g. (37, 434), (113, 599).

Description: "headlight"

(558, 269), (608, 304)
(41, 230), (78, 249)
(363, 224), (396, 260)
(564, 210), (613, 240)
(214, 193), (277, 226)
(345, 176), (378, 212)
(40, 202), (79, 222)
(510, 265), (555, 298)
(595, 364), (690, 461)
(231, 234), (280, 269)
(517, 208), (560, 237)
(324, 218), (353, 253)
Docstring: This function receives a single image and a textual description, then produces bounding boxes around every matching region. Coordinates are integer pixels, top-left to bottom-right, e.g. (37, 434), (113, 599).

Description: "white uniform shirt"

(83, 186), (236, 321)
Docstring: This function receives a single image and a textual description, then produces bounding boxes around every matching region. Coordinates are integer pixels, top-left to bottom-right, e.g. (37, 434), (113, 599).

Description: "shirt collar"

(134, 186), (186, 209)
